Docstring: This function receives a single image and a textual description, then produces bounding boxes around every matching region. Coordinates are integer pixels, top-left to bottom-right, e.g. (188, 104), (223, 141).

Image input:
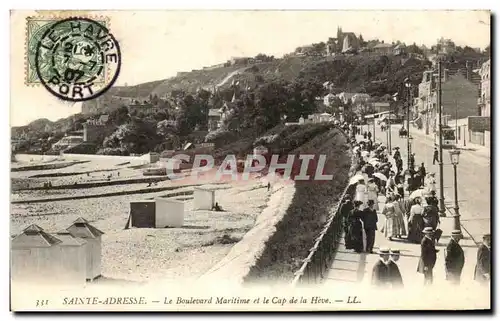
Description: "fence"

(291, 126), (357, 286)
(291, 183), (354, 286)
(469, 130), (486, 146)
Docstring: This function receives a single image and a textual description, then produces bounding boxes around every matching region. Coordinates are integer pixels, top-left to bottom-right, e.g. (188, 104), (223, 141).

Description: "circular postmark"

(35, 17), (121, 102)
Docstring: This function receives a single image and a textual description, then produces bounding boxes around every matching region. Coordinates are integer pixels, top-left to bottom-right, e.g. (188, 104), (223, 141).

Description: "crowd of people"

(337, 124), (491, 288)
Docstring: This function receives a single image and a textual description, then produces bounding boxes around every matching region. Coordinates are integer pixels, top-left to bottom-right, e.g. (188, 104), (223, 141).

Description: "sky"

(10, 10), (491, 126)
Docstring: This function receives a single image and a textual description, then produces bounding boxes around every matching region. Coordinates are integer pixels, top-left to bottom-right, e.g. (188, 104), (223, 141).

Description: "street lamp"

(408, 135), (414, 163)
(432, 62), (446, 217)
(448, 148), (462, 235)
(404, 78), (412, 171)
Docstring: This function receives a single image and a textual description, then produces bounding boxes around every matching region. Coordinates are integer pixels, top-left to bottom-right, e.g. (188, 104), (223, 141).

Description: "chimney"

(466, 60), (472, 81)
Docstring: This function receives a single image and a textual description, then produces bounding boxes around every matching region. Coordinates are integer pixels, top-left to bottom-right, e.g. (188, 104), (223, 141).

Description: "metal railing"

(291, 183), (353, 286)
(291, 127), (357, 286)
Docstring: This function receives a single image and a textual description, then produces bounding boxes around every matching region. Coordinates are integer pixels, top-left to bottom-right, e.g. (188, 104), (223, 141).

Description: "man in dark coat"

(362, 200), (378, 253)
(340, 195), (354, 236)
(418, 162), (426, 186)
(409, 153), (415, 170)
(367, 131), (372, 141)
(423, 197), (440, 230)
(445, 230), (465, 285)
(372, 248), (391, 287)
(388, 249), (404, 288)
(417, 227), (438, 285)
(393, 147), (401, 160)
(474, 234), (491, 284)
(433, 147), (439, 165)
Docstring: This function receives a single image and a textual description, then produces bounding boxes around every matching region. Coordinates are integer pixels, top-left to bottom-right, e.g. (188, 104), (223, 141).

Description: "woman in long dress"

(345, 201), (366, 253)
(381, 195), (397, 241)
(355, 179), (368, 207)
(407, 197), (425, 243)
(366, 178), (379, 211)
(392, 194), (407, 238)
(426, 173), (437, 194)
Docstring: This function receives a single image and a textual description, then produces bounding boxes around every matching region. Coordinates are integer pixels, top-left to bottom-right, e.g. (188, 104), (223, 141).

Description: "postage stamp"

(26, 16), (121, 101)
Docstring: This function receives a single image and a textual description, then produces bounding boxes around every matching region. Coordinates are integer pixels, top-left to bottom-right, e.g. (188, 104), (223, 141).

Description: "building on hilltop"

(478, 59), (490, 117)
(394, 43), (406, 56)
(52, 135), (84, 152)
(371, 42), (394, 55)
(326, 27), (361, 55)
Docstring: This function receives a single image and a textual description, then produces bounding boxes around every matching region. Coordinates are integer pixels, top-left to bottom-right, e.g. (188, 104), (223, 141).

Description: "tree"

(108, 106), (130, 126)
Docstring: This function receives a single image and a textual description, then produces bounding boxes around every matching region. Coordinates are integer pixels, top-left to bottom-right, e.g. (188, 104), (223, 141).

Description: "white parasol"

(349, 173), (366, 185)
(373, 172), (388, 181)
(409, 188), (428, 200)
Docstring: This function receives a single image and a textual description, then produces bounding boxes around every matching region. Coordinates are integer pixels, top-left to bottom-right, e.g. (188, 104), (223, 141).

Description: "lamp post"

(408, 136), (414, 159)
(404, 78), (412, 170)
(449, 148), (462, 235)
(435, 61), (446, 217)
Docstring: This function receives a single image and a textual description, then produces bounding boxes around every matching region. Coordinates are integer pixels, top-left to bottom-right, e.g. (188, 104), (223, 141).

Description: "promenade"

(323, 130), (490, 309)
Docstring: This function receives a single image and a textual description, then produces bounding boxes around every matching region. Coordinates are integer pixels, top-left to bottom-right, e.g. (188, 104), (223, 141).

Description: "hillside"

(82, 53), (431, 114)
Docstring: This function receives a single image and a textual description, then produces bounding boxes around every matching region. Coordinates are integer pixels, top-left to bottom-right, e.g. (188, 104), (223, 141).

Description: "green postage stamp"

(24, 15), (111, 87)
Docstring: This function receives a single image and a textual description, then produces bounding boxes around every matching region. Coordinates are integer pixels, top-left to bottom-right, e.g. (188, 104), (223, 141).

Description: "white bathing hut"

(155, 197), (185, 228)
(53, 229), (87, 285)
(193, 187), (216, 211)
(11, 224), (62, 285)
(66, 218), (104, 281)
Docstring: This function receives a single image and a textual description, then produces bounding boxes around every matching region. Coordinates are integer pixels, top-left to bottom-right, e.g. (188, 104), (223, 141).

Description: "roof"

(128, 104), (154, 108)
(208, 109), (221, 117)
(343, 32), (357, 38)
(66, 217), (104, 239)
(373, 43), (394, 49)
(54, 230), (87, 246)
(12, 224), (62, 248)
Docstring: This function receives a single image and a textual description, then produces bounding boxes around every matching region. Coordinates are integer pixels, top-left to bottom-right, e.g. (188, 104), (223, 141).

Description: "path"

(322, 130), (490, 309)
(370, 124), (490, 242)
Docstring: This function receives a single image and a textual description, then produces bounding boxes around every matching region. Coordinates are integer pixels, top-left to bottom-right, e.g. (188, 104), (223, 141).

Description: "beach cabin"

(66, 218), (104, 281)
(11, 224), (62, 285)
(155, 198), (185, 228)
(193, 187), (216, 211)
(53, 230), (87, 285)
(130, 200), (156, 228)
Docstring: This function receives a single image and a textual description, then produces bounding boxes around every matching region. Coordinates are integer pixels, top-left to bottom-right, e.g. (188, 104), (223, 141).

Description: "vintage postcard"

(9, 10), (491, 312)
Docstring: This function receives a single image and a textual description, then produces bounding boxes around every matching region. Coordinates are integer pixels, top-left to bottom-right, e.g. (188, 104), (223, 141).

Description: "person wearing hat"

(345, 200), (366, 253)
(366, 178), (379, 211)
(408, 197), (425, 243)
(417, 227), (439, 285)
(409, 153), (415, 170)
(355, 179), (368, 208)
(340, 195), (354, 237)
(474, 234), (491, 284)
(388, 249), (404, 288)
(362, 199), (378, 253)
(371, 248), (391, 287)
(417, 162), (426, 186)
(425, 173), (437, 194)
(393, 147), (401, 160)
(433, 147), (439, 165)
(445, 230), (465, 285)
(423, 197), (440, 238)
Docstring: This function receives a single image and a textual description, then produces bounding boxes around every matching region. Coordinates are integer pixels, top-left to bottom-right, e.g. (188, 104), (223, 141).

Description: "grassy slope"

(243, 127), (351, 283)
